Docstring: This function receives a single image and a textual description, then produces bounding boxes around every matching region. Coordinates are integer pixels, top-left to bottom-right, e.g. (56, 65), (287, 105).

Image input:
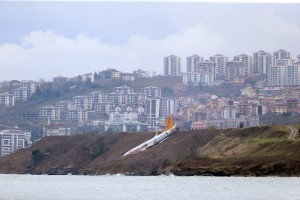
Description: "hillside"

(0, 126), (300, 176)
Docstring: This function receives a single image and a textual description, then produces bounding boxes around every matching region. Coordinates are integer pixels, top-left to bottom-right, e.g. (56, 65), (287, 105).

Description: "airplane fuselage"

(123, 124), (176, 157)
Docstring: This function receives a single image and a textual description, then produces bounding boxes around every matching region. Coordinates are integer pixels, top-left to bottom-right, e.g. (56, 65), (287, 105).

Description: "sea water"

(0, 174), (300, 200)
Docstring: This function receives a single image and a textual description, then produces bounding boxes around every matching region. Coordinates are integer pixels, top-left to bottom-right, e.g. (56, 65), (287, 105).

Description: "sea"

(0, 174), (300, 200)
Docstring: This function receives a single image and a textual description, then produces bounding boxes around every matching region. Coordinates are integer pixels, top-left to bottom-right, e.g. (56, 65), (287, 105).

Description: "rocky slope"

(0, 126), (300, 176)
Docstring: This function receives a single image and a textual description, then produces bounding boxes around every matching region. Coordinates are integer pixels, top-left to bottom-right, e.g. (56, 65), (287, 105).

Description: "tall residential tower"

(164, 55), (181, 76)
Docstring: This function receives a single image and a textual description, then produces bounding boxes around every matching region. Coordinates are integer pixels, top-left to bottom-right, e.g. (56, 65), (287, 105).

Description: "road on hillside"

(286, 125), (298, 140)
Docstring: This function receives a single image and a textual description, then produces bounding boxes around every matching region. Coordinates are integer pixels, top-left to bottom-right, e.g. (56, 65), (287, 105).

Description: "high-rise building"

(209, 54), (228, 78)
(163, 55), (181, 76)
(253, 50), (272, 75)
(268, 64), (300, 86)
(186, 54), (203, 72)
(145, 98), (160, 128)
(182, 60), (215, 85)
(225, 61), (244, 80)
(297, 54), (300, 63)
(160, 98), (177, 118)
(198, 60), (216, 79)
(273, 49), (291, 64)
(233, 54), (253, 75)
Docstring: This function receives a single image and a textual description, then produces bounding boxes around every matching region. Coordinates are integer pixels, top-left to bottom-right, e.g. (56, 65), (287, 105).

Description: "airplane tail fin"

(164, 116), (174, 131)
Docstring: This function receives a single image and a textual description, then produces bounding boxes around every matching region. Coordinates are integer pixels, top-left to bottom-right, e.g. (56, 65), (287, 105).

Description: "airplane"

(123, 116), (177, 157)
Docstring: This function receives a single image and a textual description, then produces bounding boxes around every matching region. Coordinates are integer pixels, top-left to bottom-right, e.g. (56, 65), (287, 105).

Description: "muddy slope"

(0, 126), (300, 176)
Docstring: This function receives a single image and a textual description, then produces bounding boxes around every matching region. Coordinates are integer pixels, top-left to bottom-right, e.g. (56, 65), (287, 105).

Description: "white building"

(233, 54), (253, 75)
(40, 105), (61, 120)
(22, 81), (38, 96)
(72, 96), (93, 110)
(0, 93), (15, 107)
(0, 129), (32, 156)
(95, 102), (114, 116)
(186, 54), (203, 72)
(221, 106), (236, 120)
(225, 61), (244, 80)
(160, 98), (177, 118)
(67, 109), (88, 123)
(183, 60), (216, 85)
(253, 50), (272, 75)
(209, 54), (228, 78)
(268, 64), (300, 86)
(42, 124), (71, 137)
(146, 98), (160, 128)
(273, 49), (291, 64)
(114, 85), (134, 94)
(182, 72), (214, 85)
(139, 86), (162, 98)
(198, 60), (216, 78)
(164, 55), (181, 76)
(56, 100), (75, 115)
(88, 90), (108, 104)
(13, 87), (30, 101)
(82, 73), (95, 83)
(275, 59), (294, 66)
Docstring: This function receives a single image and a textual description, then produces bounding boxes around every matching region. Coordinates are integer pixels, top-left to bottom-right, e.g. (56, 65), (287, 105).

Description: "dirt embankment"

(1, 126), (300, 176)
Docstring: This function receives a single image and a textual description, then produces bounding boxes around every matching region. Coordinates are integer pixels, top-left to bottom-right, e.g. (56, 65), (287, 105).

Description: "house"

(82, 73), (95, 83)
(99, 69), (120, 79)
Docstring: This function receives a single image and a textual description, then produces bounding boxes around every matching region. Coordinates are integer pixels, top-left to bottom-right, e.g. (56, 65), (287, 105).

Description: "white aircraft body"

(123, 116), (176, 157)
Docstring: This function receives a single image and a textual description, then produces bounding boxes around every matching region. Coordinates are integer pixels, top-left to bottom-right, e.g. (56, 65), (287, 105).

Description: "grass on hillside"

(247, 138), (286, 146)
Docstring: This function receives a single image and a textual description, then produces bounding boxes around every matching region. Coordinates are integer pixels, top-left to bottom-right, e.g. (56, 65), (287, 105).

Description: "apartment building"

(67, 109), (88, 122)
(273, 49), (291, 64)
(233, 54), (253, 75)
(221, 106), (236, 120)
(72, 95), (93, 110)
(0, 93), (15, 107)
(22, 81), (38, 96)
(225, 61), (244, 80)
(253, 50), (272, 75)
(182, 72), (214, 85)
(186, 54), (203, 72)
(268, 64), (300, 86)
(145, 98), (160, 128)
(40, 105), (61, 120)
(139, 86), (162, 98)
(13, 87), (30, 101)
(0, 129), (31, 156)
(42, 124), (72, 137)
(164, 55), (181, 76)
(88, 90), (108, 104)
(160, 98), (178, 118)
(209, 54), (228, 78)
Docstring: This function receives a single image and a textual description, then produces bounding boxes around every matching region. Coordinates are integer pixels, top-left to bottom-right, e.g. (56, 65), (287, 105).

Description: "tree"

(32, 149), (44, 163)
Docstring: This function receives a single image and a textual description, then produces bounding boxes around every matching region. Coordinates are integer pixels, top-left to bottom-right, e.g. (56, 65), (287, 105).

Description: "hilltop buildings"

(1, 49), (300, 146)
(0, 81), (39, 107)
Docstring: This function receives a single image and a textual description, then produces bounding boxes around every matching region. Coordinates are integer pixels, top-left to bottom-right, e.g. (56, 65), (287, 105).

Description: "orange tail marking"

(164, 116), (174, 131)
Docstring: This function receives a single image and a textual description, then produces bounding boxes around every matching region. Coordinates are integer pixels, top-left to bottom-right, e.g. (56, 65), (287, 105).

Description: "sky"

(0, 1), (300, 81)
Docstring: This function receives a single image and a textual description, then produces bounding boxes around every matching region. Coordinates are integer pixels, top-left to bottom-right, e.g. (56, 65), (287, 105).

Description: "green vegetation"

(247, 138), (285, 146)
(31, 149), (44, 163)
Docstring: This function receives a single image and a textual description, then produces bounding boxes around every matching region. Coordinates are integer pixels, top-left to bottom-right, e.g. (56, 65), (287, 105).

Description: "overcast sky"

(0, 2), (300, 81)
